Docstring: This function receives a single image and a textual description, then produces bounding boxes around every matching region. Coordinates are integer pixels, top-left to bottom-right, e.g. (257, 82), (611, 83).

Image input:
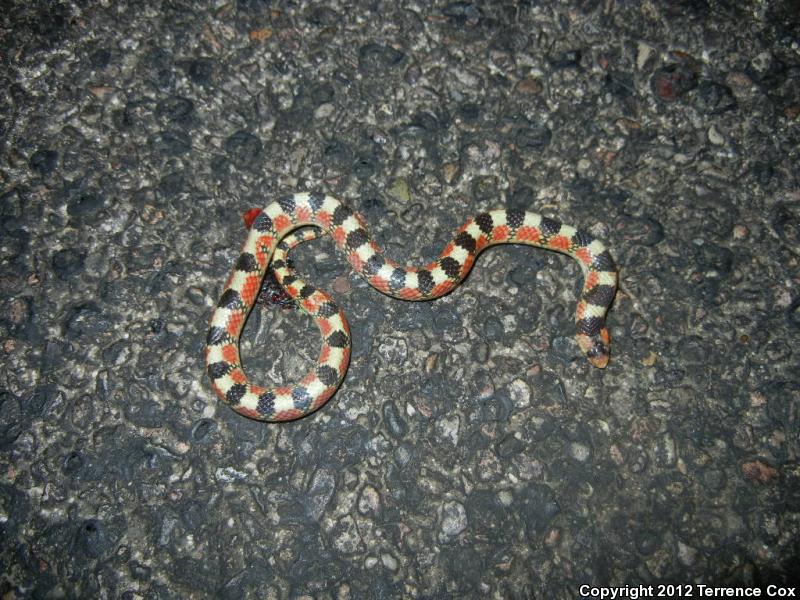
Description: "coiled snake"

(205, 192), (618, 422)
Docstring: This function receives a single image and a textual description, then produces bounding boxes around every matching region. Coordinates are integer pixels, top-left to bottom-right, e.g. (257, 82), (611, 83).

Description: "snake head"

(576, 328), (611, 369)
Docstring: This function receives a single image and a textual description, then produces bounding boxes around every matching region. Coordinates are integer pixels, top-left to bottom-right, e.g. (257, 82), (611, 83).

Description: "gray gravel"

(2, 1), (800, 598)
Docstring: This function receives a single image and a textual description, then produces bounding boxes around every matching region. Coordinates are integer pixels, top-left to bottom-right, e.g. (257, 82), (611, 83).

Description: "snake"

(205, 192), (618, 422)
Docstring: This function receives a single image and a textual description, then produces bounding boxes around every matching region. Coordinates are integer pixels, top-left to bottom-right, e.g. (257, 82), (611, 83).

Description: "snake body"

(205, 192), (618, 422)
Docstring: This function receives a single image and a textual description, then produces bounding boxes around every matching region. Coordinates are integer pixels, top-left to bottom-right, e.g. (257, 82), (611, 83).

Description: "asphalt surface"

(1, 1), (799, 598)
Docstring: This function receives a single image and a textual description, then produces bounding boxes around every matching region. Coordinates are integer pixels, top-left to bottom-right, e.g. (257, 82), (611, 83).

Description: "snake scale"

(205, 192), (618, 422)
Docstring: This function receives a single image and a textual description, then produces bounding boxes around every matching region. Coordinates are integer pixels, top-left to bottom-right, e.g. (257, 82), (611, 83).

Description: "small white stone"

(569, 442), (591, 462)
(508, 379), (531, 408)
(381, 553), (398, 571)
(436, 415), (460, 446)
(439, 501), (467, 540)
(315, 103), (335, 119)
(708, 125), (725, 145)
(637, 42), (654, 70)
